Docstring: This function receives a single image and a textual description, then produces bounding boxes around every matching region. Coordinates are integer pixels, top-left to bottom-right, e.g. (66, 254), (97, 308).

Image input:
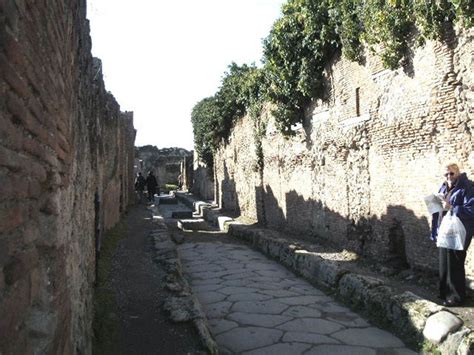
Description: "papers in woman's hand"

(424, 193), (444, 214)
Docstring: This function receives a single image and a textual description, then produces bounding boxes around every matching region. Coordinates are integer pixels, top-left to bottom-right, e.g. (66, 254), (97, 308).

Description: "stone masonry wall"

(193, 151), (215, 201)
(180, 155), (193, 191)
(0, 1), (135, 354)
(136, 146), (192, 190)
(213, 27), (473, 279)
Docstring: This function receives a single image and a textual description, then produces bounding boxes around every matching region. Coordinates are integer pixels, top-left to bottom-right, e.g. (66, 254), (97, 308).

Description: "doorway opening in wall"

(119, 175), (123, 213)
(94, 192), (101, 284)
(355, 87), (361, 117)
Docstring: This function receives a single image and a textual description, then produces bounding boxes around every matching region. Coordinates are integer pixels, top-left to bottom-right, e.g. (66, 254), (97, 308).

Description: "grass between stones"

(422, 340), (442, 355)
(92, 220), (127, 355)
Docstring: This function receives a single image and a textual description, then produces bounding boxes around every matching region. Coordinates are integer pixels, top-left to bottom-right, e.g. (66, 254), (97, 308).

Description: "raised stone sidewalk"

(148, 207), (218, 354)
(174, 192), (474, 354)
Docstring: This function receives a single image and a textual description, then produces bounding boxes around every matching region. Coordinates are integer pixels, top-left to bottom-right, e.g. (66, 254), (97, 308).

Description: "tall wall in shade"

(0, 1), (136, 353)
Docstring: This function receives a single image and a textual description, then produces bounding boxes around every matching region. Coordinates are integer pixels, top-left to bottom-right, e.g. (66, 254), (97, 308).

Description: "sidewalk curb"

(175, 193), (231, 230)
(176, 194), (474, 354)
(149, 208), (218, 355)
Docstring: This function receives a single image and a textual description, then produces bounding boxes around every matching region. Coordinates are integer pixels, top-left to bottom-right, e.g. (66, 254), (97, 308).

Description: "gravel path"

(108, 204), (201, 354)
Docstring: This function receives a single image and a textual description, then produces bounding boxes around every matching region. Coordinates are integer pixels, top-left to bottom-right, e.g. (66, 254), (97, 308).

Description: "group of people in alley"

(134, 171), (158, 203)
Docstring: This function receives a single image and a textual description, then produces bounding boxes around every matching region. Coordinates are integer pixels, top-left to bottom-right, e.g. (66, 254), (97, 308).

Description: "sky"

(86, 0), (287, 150)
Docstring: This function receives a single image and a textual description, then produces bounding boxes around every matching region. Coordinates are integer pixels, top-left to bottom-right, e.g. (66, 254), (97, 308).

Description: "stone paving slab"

(171, 210), (193, 219)
(155, 200), (192, 219)
(178, 242), (416, 354)
(227, 292), (272, 302)
(242, 342), (312, 355)
(215, 327), (283, 353)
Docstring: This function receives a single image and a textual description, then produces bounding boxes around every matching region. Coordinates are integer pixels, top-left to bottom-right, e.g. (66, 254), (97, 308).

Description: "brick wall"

(212, 27), (473, 278)
(0, 1), (135, 353)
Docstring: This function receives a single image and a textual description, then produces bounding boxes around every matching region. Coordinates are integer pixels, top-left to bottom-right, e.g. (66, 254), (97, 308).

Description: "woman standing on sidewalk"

(431, 163), (474, 306)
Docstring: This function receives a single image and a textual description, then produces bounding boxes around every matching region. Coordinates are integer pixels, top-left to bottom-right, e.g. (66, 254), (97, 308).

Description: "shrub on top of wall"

(191, 63), (267, 167)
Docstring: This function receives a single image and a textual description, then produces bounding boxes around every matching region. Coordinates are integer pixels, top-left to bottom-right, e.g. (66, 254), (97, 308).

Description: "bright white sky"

(86, 0), (286, 150)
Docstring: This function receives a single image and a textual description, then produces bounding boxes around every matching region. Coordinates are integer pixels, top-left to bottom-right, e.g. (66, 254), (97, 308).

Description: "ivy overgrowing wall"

(212, 26), (473, 277)
(0, 1), (135, 353)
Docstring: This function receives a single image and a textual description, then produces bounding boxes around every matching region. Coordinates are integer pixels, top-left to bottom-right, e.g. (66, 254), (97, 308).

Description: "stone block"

(338, 273), (384, 308)
(457, 331), (474, 355)
(177, 219), (209, 231)
(163, 296), (205, 322)
(227, 224), (254, 242)
(391, 291), (443, 334)
(437, 327), (471, 355)
(203, 208), (219, 225)
(268, 238), (284, 259)
(312, 259), (349, 288)
(171, 211), (193, 219)
(194, 201), (212, 215)
(217, 216), (233, 231)
(360, 285), (394, 325)
(194, 318), (219, 355)
(279, 243), (300, 268)
(158, 196), (178, 205)
(423, 311), (463, 344)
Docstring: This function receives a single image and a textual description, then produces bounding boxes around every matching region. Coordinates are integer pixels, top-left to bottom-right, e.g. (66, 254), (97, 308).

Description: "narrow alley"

(2, 1), (473, 354)
(94, 203), (202, 354)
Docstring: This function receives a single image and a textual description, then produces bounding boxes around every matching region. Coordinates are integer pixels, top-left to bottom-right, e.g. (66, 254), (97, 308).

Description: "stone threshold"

(176, 193), (474, 354)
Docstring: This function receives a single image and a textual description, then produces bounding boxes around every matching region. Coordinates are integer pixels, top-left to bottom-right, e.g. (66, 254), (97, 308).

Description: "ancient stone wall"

(0, 1), (136, 353)
(213, 27), (473, 278)
(192, 151), (215, 201)
(180, 155), (194, 191)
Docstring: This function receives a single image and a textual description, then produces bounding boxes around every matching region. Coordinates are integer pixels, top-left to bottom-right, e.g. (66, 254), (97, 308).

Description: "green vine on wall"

(191, 0), (473, 165)
(191, 63), (267, 167)
(363, 0), (413, 69)
(263, 0), (339, 134)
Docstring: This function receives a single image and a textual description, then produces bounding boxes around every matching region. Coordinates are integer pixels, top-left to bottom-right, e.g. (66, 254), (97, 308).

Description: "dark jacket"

(135, 175), (146, 190)
(146, 174), (158, 189)
(431, 173), (474, 249)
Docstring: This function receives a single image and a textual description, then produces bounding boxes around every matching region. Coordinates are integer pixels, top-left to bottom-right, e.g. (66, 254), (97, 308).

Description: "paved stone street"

(178, 241), (416, 354)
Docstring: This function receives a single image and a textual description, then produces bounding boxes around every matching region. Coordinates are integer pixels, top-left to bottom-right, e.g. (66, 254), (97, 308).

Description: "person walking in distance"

(134, 172), (146, 203)
(431, 163), (474, 306)
(177, 174), (183, 190)
(146, 171), (158, 203)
